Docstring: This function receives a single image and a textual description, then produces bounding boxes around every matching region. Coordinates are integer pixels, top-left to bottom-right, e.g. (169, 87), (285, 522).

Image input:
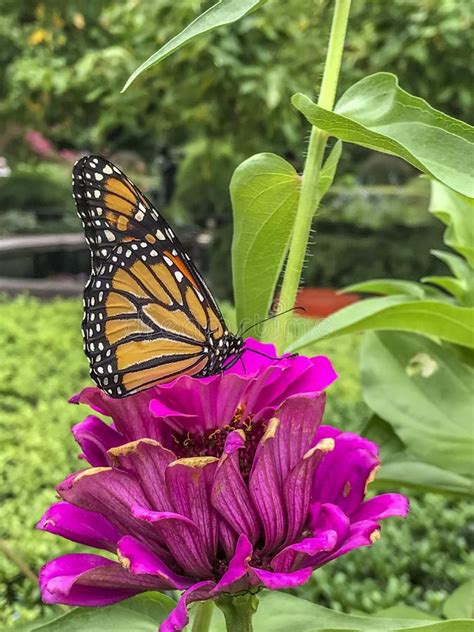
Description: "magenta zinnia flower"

(38, 339), (408, 631)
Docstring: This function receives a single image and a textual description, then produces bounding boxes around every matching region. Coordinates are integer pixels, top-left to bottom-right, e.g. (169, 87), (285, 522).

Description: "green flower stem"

(192, 600), (214, 632)
(216, 593), (259, 632)
(273, 0), (352, 351)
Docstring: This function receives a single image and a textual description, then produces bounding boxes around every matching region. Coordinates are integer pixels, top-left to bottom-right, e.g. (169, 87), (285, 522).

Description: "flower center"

(171, 404), (267, 480)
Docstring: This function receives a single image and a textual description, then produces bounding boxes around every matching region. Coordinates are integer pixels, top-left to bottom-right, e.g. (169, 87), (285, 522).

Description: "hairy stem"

(273, 0), (352, 351)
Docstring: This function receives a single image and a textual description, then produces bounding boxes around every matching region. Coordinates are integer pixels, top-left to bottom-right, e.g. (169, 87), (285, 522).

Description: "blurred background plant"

(1, 0), (472, 292)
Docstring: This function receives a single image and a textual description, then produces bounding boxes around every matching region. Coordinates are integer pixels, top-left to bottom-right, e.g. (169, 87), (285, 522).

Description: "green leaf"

(122, 0), (267, 92)
(421, 276), (466, 301)
(342, 279), (434, 299)
(375, 605), (440, 621)
(374, 456), (473, 498)
(33, 593), (175, 631)
(286, 296), (474, 351)
(363, 416), (473, 497)
(361, 331), (474, 477)
(292, 73), (474, 197)
(443, 580), (474, 620)
(250, 592), (472, 631)
(231, 153), (300, 335)
(429, 180), (474, 265)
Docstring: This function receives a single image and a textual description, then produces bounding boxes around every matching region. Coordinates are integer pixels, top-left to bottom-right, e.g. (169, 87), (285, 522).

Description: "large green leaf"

(33, 593), (175, 631)
(249, 592), (472, 631)
(342, 279), (438, 299)
(363, 416), (473, 497)
(375, 605), (439, 621)
(429, 180), (474, 266)
(361, 331), (474, 477)
(443, 580), (474, 620)
(286, 296), (474, 351)
(292, 73), (474, 197)
(122, 0), (267, 91)
(231, 153), (300, 335)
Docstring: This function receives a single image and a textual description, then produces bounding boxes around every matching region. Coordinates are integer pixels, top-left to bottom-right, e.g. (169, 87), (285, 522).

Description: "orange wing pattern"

(73, 155), (243, 397)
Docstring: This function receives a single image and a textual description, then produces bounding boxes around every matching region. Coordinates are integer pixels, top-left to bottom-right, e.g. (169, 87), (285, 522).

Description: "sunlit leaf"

(33, 593), (175, 631)
(122, 0), (268, 92)
(361, 332), (474, 477)
(292, 73), (474, 197)
(231, 153), (300, 336)
(286, 296), (474, 351)
(443, 580), (474, 620)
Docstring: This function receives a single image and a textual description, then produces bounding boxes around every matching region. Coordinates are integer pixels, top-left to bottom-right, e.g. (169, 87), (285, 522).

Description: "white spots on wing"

(95, 220), (101, 226)
(175, 271), (183, 282)
(86, 191), (92, 198)
(163, 256), (172, 266)
(135, 210), (144, 222)
(113, 166), (120, 174)
(196, 291), (204, 302)
(125, 249), (132, 258)
(116, 246), (123, 255)
(172, 249), (177, 256)
(103, 164), (113, 174)
(156, 229), (166, 240)
(139, 202), (146, 212)
(131, 243), (139, 250)
(103, 377), (109, 385)
(95, 172), (104, 181)
(140, 242), (147, 248)
(113, 375), (119, 383)
(166, 228), (174, 239)
(101, 249), (107, 256)
(104, 230), (115, 242)
(86, 173), (92, 179)
(96, 280), (101, 288)
(98, 291), (104, 301)
(97, 366), (104, 374)
(150, 249), (158, 257)
(94, 190), (101, 199)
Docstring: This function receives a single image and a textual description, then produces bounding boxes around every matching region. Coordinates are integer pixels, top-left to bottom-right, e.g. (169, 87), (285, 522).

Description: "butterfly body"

(73, 155), (243, 397)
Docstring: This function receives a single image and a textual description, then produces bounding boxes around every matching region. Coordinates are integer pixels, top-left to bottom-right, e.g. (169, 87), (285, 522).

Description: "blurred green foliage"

(0, 296), (471, 627)
(1, 0), (472, 218)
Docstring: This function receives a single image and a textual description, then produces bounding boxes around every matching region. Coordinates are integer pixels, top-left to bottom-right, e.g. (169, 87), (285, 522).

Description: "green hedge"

(0, 297), (471, 627)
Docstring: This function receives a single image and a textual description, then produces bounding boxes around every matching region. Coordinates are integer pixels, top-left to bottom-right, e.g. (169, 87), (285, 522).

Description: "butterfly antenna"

(239, 355), (247, 374)
(244, 347), (299, 362)
(238, 306), (306, 337)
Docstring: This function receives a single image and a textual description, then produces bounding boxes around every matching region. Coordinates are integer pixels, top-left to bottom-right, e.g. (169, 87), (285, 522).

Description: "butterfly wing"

(73, 155), (228, 396)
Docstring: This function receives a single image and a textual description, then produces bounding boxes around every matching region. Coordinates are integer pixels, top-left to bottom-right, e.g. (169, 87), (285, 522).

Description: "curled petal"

(212, 534), (252, 594)
(271, 530), (337, 573)
(309, 502), (350, 545)
(270, 395), (326, 484)
(250, 565), (313, 590)
(249, 418), (286, 554)
(312, 426), (380, 515)
(212, 431), (260, 543)
(117, 536), (192, 589)
(108, 439), (175, 512)
(40, 554), (163, 607)
(160, 581), (215, 632)
(72, 415), (124, 466)
(283, 438), (334, 546)
(37, 502), (119, 552)
(317, 520), (382, 566)
(132, 505), (213, 578)
(71, 386), (159, 441)
(166, 457), (219, 559)
(352, 493), (409, 522)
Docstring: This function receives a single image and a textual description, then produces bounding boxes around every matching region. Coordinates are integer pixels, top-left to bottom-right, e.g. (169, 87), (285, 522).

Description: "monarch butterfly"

(72, 155), (244, 398)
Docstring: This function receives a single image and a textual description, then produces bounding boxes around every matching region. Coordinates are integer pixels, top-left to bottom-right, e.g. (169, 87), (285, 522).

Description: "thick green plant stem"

(274, 0), (352, 351)
(216, 593), (259, 632)
(192, 600), (214, 632)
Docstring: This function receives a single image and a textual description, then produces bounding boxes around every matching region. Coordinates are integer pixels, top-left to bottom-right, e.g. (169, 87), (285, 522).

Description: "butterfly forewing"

(73, 155), (239, 397)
